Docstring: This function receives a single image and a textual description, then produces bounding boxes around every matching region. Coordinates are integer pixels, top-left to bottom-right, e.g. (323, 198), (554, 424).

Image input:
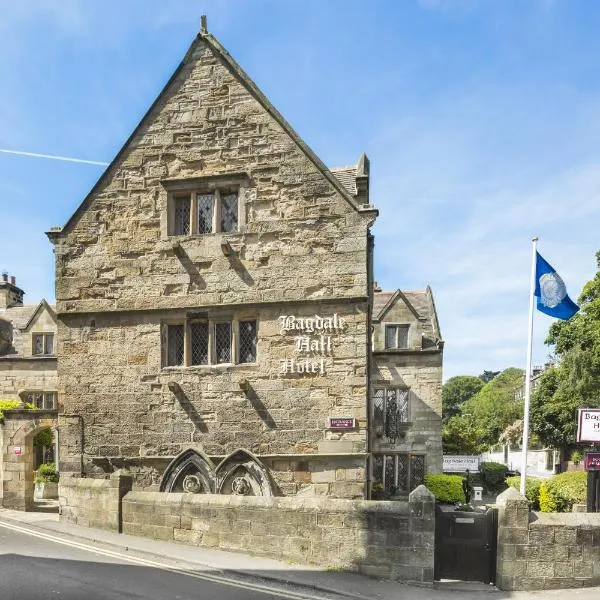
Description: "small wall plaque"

(328, 417), (356, 430)
(14, 447), (22, 455)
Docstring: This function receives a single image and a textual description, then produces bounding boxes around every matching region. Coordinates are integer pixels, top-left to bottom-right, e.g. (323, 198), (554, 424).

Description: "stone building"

(47, 23), (442, 501)
(0, 273), (58, 508)
(370, 286), (443, 498)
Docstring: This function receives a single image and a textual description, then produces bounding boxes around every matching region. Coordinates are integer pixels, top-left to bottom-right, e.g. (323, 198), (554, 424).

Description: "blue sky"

(1, 0), (598, 380)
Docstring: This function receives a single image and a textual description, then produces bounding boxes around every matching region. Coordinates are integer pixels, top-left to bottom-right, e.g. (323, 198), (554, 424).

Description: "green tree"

(442, 367), (524, 454)
(531, 250), (600, 450)
(442, 375), (484, 422)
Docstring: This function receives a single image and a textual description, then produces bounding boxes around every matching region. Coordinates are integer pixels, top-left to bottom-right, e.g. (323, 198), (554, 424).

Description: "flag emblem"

(534, 252), (579, 320)
(539, 271), (567, 308)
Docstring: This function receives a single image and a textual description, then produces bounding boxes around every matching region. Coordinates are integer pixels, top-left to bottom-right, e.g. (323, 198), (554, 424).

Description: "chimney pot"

(10, 276), (15, 285)
(2, 272), (7, 282)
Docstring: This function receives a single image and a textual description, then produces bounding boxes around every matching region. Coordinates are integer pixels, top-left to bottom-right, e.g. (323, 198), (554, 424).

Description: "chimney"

(0, 273), (24, 309)
(373, 281), (382, 293)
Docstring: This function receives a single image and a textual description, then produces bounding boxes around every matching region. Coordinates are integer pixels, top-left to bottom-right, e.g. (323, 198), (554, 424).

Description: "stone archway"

(0, 409), (57, 510)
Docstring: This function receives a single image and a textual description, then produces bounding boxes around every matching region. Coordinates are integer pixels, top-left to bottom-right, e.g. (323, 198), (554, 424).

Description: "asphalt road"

(0, 524), (318, 600)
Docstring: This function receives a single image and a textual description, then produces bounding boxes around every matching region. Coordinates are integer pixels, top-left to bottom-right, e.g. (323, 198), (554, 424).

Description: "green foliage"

(479, 462), (508, 492)
(424, 474), (465, 504)
(570, 450), (583, 465)
(0, 399), (21, 423)
(531, 250), (600, 449)
(34, 462), (59, 484)
(442, 376), (484, 422)
(539, 471), (587, 512)
(442, 368), (524, 454)
(33, 428), (54, 449)
(506, 475), (542, 510)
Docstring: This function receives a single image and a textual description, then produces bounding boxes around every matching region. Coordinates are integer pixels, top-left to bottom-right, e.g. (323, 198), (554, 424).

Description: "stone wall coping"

(531, 512), (600, 526)
(59, 478), (113, 490)
(2, 408), (58, 419)
(123, 491), (411, 515)
(496, 487), (528, 507)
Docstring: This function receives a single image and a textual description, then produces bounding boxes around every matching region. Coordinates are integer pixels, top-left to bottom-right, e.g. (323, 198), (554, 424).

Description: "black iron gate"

(434, 506), (498, 584)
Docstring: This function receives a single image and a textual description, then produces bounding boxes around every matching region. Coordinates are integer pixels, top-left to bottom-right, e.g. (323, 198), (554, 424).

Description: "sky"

(0, 0), (598, 381)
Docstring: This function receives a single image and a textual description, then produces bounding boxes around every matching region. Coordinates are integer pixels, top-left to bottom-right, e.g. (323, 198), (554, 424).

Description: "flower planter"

(34, 482), (58, 500)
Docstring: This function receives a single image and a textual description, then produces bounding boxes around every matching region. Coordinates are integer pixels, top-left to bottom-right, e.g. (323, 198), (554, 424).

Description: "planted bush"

(539, 471), (587, 512)
(506, 475), (541, 510)
(479, 461), (508, 492)
(424, 474), (465, 504)
(34, 462), (59, 484)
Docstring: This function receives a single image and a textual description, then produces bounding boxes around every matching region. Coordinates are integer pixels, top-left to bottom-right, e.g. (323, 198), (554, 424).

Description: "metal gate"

(434, 506), (498, 584)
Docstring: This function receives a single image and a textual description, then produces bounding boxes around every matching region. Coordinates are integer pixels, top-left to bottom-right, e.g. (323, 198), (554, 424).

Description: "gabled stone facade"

(369, 286), (443, 498)
(48, 25), (442, 501)
(48, 27), (378, 499)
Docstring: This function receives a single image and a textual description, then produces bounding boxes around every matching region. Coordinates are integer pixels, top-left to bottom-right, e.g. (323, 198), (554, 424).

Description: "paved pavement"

(0, 504), (599, 600)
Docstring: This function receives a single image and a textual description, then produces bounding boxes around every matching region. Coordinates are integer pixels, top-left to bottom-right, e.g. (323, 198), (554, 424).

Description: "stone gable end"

(54, 35), (373, 314)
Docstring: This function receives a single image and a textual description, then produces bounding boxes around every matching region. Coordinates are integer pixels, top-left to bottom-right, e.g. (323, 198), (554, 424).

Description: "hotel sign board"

(577, 409), (600, 443)
(443, 455), (479, 473)
(328, 417), (356, 430)
(584, 452), (600, 472)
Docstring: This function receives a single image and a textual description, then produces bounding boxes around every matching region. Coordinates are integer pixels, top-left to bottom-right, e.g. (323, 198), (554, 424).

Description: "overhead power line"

(0, 148), (109, 166)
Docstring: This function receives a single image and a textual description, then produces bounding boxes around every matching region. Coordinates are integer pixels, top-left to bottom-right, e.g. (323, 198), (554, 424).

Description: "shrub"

(570, 450), (583, 465)
(539, 471), (587, 512)
(506, 475), (541, 510)
(34, 462), (59, 484)
(0, 399), (21, 423)
(424, 474), (465, 504)
(479, 461), (508, 492)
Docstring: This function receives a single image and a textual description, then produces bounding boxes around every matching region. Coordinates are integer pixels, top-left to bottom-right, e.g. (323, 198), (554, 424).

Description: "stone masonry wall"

(59, 470), (132, 532)
(57, 301), (368, 495)
(496, 488), (600, 590)
(53, 34), (373, 497)
(0, 359), (57, 402)
(121, 484), (435, 583)
(371, 351), (443, 474)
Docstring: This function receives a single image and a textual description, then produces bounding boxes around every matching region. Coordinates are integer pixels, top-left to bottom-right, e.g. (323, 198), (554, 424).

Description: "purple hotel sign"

(328, 417), (356, 430)
(584, 452), (600, 471)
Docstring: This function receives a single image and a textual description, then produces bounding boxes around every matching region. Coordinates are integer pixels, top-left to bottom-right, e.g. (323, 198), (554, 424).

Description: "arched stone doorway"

(0, 408), (57, 510)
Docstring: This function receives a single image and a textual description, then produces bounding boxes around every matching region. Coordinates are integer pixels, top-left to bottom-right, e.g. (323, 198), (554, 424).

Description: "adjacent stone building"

(0, 273), (58, 508)
(47, 24), (442, 501)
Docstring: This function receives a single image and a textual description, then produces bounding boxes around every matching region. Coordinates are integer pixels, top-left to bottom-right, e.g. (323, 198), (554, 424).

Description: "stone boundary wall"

(496, 488), (600, 590)
(120, 485), (435, 583)
(59, 470), (132, 532)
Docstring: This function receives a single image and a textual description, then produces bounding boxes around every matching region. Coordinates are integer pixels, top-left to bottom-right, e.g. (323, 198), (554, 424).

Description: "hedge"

(479, 461), (508, 492)
(34, 462), (59, 484)
(539, 471), (587, 513)
(424, 474), (465, 504)
(506, 475), (541, 510)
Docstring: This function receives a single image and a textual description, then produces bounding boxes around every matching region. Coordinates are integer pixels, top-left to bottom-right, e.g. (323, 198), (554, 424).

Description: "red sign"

(584, 452), (600, 471)
(13, 447), (22, 455)
(328, 417), (356, 430)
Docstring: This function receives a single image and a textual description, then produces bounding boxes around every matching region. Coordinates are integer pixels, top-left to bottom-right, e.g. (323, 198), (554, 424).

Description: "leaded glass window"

(220, 192), (238, 232)
(197, 193), (214, 234)
(173, 196), (191, 235)
(384, 455), (396, 495)
(215, 322), (232, 364)
(372, 388), (409, 441)
(239, 320), (257, 363)
(371, 453), (425, 498)
(44, 334), (54, 355)
(190, 322), (209, 365)
(33, 334), (44, 355)
(167, 324), (185, 366)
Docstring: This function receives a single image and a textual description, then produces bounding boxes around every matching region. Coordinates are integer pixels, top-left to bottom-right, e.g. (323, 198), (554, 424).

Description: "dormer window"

(385, 325), (409, 349)
(32, 333), (54, 356)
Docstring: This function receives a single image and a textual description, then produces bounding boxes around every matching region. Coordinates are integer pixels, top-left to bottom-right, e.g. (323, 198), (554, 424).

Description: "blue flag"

(534, 252), (579, 320)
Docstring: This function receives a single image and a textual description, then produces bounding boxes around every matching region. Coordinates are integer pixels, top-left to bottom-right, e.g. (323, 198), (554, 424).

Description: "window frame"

(162, 316), (258, 368)
(372, 386), (411, 438)
(25, 391), (57, 410)
(32, 332), (55, 356)
(167, 188), (242, 237)
(384, 324), (410, 350)
(371, 452), (425, 497)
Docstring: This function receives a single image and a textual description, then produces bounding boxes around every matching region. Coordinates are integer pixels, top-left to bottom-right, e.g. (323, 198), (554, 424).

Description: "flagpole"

(520, 236), (538, 496)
